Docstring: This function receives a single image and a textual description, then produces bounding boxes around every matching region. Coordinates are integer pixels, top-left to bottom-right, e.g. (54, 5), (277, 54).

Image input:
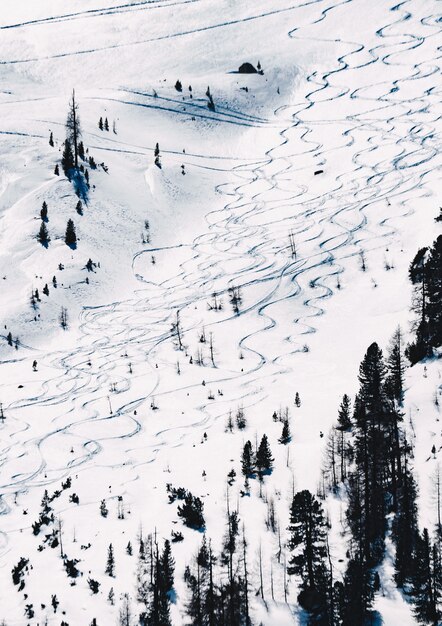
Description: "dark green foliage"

(241, 441), (254, 477)
(78, 141), (85, 161)
(288, 490), (332, 624)
(177, 492), (205, 530)
(279, 419), (291, 444)
(256, 434), (273, 476)
(393, 459), (419, 587)
(146, 541), (173, 626)
(88, 578), (100, 594)
(336, 394), (352, 431)
(385, 327), (405, 404)
(37, 221), (50, 246)
(65, 219), (77, 248)
(61, 139), (74, 177)
(105, 543), (115, 577)
(40, 201), (48, 222)
(407, 236), (442, 363)
(339, 558), (374, 626)
(411, 529), (441, 625)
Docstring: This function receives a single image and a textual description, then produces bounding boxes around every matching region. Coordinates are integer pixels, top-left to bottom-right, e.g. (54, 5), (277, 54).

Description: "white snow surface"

(0, 0), (441, 624)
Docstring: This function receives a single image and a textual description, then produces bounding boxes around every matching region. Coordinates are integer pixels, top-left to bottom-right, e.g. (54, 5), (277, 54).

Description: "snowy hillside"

(0, 0), (441, 624)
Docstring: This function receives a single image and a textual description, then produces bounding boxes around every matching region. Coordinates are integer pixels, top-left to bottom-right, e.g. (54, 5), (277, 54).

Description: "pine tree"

(40, 201), (48, 222)
(65, 219), (77, 248)
(49, 131), (54, 147)
(61, 139), (74, 177)
(426, 236), (442, 351)
(340, 557), (374, 626)
(54, 163), (60, 176)
(411, 529), (441, 625)
(175, 80), (182, 92)
(78, 141), (85, 161)
(160, 540), (174, 596)
(241, 441), (255, 477)
(393, 455), (419, 587)
(177, 492), (205, 530)
(256, 434), (273, 477)
(106, 543), (115, 577)
(99, 117), (103, 131)
(37, 221), (50, 246)
(288, 490), (331, 622)
(279, 419), (291, 444)
(104, 117), (109, 131)
(385, 326), (405, 404)
(337, 394), (352, 430)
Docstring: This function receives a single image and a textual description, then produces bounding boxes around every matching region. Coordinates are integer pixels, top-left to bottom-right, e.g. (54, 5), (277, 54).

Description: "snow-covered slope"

(0, 0), (440, 624)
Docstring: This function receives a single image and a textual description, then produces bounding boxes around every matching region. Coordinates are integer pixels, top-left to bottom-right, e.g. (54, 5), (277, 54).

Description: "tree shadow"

(71, 169), (89, 203)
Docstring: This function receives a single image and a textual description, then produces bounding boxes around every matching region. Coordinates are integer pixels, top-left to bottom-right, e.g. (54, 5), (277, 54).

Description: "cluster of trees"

(241, 434), (273, 482)
(407, 235), (442, 363)
(294, 331), (442, 625)
(136, 534), (175, 626)
(184, 512), (251, 625)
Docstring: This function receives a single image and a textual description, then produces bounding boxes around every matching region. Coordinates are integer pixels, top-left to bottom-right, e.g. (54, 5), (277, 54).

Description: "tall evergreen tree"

(256, 434), (273, 477)
(393, 454), (419, 587)
(65, 219), (77, 248)
(37, 221), (50, 246)
(385, 326), (406, 405)
(40, 201), (48, 222)
(105, 543), (115, 577)
(411, 529), (441, 625)
(61, 139), (75, 177)
(288, 490), (331, 622)
(339, 557), (374, 626)
(241, 441), (254, 478)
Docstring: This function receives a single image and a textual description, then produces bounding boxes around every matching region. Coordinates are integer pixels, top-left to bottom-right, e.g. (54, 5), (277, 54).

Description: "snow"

(0, 0), (441, 623)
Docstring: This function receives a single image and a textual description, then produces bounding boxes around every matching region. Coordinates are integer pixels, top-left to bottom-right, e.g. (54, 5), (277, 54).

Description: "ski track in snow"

(0, 0), (441, 579)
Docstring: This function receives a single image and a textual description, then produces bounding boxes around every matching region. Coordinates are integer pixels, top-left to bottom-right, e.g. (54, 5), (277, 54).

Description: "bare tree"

(66, 90), (81, 168)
